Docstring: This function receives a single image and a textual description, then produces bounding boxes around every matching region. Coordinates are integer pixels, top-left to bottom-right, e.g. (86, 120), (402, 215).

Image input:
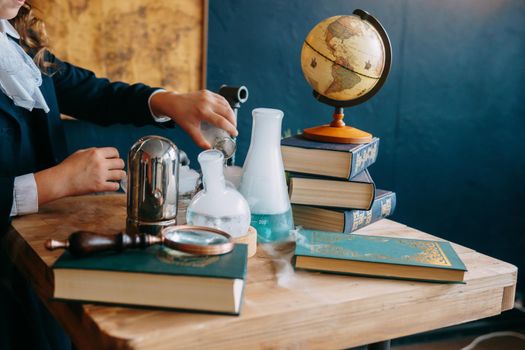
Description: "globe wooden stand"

(303, 107), (373, 144)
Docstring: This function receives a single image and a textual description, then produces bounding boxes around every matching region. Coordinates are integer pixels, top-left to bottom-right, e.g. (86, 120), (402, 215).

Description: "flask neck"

(198, 150), (226, 194)
(250, 108), (284, 148)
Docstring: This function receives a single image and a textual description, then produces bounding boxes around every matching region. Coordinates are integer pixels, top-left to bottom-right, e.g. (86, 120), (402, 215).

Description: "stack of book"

(281, 135), (396, 233)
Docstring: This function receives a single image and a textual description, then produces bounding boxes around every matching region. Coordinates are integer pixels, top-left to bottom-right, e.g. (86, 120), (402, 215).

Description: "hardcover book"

(294, 230), (466, 283)
(292, 189), (396, 233)
(281, 135), (379, 179)
(52, 244), (248, 315)
(288, 169), (375, 210)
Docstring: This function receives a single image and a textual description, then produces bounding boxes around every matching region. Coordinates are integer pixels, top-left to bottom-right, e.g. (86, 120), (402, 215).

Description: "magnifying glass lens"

(164, 229), (229, 245)
(162, 225), (234, 255)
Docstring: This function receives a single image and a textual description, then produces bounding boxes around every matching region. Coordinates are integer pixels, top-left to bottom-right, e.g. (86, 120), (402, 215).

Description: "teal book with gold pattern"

(294, 230), (466, 283)
(52, 244), (247, 315)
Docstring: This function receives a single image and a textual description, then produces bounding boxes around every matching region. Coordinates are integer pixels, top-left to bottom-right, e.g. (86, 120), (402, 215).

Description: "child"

(0, 1), (236, 348)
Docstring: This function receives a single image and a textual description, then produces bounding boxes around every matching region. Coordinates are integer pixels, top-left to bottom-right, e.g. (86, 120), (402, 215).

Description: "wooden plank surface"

(32, 0), (207, 94)
(8, 194), (517, 350)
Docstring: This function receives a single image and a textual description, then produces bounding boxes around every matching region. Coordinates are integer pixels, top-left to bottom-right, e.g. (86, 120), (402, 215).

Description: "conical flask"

(239, 108), (294, 242)
(186, 150), (251, 238)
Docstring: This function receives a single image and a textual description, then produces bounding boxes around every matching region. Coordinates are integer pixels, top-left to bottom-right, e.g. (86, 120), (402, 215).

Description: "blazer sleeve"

(0, 176), (14, 234)
(48, 51), (162, 127)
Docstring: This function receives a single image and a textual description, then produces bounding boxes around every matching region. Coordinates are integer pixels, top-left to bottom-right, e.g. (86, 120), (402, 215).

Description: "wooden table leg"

(367, 340), (391, 350)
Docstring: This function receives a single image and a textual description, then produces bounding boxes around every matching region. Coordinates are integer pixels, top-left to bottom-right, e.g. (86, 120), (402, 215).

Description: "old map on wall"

(33, 0), (207, 93)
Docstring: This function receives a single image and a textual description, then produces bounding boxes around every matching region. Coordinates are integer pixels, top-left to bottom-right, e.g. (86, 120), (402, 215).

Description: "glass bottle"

(201, 122), (236, 160)
(239, 108), (294, 243)
(186, 149), (251, 238)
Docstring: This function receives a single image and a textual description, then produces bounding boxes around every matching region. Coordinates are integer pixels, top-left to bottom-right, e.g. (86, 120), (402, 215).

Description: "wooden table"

(6, 194), (517, 349)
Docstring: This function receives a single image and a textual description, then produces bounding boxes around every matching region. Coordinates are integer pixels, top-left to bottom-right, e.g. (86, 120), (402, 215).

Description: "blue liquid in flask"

(250, 209), (294, 243)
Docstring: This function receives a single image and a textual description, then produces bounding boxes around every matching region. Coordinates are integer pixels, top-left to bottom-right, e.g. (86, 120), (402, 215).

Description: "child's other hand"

(35, 147), (125, 205)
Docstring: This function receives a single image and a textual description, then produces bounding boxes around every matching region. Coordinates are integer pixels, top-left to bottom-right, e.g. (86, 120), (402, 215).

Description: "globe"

(299, 10), (392, 144)
(301, 12), (389, 103)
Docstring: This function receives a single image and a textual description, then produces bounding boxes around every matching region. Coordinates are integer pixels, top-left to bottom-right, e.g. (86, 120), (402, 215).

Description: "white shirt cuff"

(148, 89), (171, 123)
(10, 173), (39, 217)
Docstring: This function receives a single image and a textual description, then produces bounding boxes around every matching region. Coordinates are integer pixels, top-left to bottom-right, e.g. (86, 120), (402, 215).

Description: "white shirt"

(0, 20), (50, 113)
(0, 18), (18, 38)
(0, 19), (169, 217)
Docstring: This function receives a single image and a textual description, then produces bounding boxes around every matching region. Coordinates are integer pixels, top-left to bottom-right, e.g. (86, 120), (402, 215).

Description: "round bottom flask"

(186, 150), (251, 238)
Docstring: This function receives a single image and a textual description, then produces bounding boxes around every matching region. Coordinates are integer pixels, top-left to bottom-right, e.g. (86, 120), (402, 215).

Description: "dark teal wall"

(206, 0), (525, 288)
(64, 0), (524, 288)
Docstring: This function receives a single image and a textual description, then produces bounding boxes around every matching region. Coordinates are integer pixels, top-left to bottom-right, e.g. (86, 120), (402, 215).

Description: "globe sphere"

(301, 15), (387, 102)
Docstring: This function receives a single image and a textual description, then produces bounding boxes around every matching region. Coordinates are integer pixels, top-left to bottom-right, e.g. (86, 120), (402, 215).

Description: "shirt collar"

(0, 19), (21, 39)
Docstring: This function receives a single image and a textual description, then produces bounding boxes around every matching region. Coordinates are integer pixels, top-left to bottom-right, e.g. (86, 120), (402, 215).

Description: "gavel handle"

(45, 231), (162, 257)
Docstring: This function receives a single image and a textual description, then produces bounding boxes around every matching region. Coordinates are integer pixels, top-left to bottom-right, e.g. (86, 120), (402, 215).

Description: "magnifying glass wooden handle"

(45, 231), (162, 258)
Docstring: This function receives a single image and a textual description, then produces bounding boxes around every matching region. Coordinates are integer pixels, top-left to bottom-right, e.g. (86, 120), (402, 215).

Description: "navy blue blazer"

(0, 48), (161, 232)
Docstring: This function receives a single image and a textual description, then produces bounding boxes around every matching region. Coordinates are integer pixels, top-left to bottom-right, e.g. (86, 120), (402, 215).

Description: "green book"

(52, 244), (247, 315)
(294, 230), (466, 283)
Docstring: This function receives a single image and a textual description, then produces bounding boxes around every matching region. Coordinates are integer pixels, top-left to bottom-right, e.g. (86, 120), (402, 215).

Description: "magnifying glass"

(44, 225), (234, 258)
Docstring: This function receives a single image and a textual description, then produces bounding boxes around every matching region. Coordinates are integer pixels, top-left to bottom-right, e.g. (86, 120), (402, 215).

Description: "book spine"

(343, 192), (396, 233)
(349, 138), (380, 179)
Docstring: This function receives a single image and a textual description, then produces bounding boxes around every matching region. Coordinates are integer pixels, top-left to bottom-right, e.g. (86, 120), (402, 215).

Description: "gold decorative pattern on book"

(308, 233), (452, 267)
(352, 210), (373, 231)
(398, 241), (452, 267)
(381, 198), (392, 216)
(354, 142), (378, 172)
(310, 232), (353, 244)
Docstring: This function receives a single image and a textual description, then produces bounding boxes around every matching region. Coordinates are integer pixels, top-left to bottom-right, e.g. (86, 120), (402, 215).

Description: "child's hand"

(149, 90), (238, 149)
(34, 147), (125, 205)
